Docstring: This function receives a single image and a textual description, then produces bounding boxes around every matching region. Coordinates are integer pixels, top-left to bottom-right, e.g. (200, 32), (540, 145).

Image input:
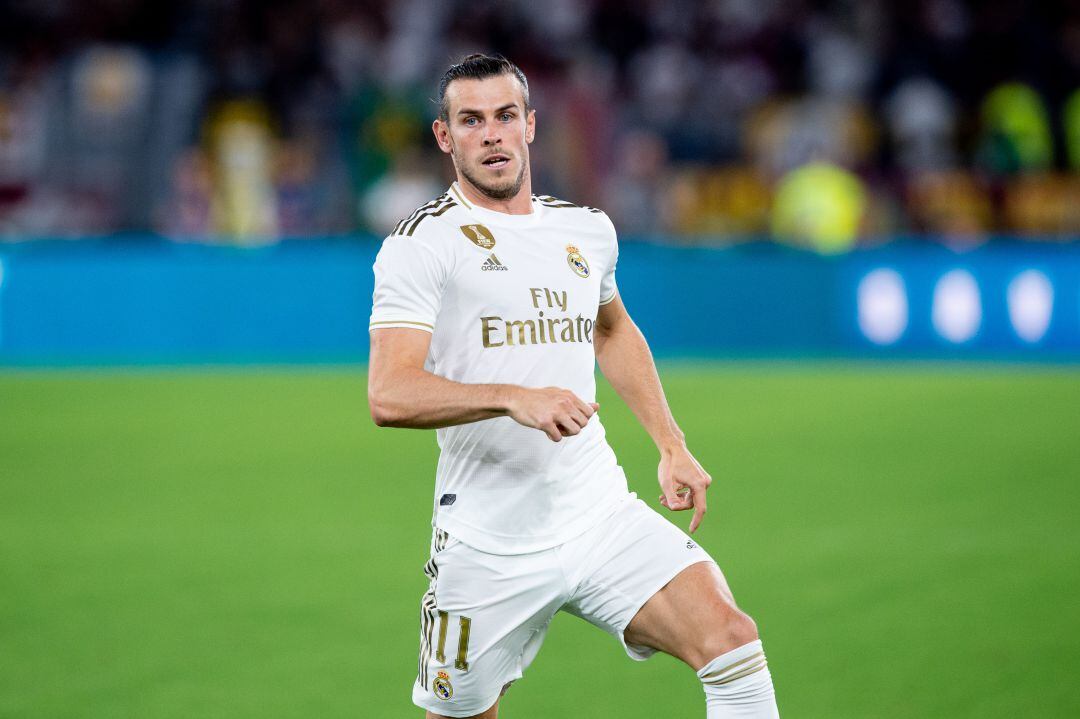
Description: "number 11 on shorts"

(435, 611), (472, 671)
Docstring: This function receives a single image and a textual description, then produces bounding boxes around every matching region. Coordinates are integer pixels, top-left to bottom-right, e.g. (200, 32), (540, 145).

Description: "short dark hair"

(437, 53), (530, 121)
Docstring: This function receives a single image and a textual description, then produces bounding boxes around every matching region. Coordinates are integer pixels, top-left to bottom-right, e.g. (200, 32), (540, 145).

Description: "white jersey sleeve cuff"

(369, 319), (435, 333)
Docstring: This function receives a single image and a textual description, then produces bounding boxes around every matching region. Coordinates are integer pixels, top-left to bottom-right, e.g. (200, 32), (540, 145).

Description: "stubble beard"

(456, 153), (528, 201)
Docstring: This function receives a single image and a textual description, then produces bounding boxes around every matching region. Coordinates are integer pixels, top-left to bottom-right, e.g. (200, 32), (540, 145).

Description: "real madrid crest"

(566, 245), (590, 278)
(433, 671), (454, 700)
(460, 224), (496, 250)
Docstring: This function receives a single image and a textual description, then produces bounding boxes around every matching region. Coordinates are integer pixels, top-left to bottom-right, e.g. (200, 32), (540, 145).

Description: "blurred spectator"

(806, 23), (876, 100)
(344, 84), (430, 198)
(0, 57), (50, 237)
(884, 77), (958, 171)
(1064, 88), (1080, 172)
(771, 162), (867, 254)
(1002, 174), (1080, 238)
(155, 149), (213, 240)
(361, 149), (444, 235)
(67, 45), (154, 229)
(905, 171), (992, 247)
(532, 54), (617, 206)
(275, 138), (323, 237)
(205, 101), (279, 243)
(744, 98), (878, 179)
(977, 82), (1054, 174)
(603, 130), (671, 237)
(666, 166), (771, 240)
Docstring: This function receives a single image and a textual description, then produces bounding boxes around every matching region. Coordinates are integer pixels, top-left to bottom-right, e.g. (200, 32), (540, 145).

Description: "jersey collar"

(450, 182), (544, 229)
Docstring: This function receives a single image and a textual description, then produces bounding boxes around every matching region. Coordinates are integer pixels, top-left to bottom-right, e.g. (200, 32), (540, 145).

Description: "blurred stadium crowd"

(0, 0), (1077, 250)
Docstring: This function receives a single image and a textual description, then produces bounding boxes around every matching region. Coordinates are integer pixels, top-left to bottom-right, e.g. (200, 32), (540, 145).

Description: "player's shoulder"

(533, 192), (607, 217)
(385, 191), (469, 241)
(533, 192), (617, 236)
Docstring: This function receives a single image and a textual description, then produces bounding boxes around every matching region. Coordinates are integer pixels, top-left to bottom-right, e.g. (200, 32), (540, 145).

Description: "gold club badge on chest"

(566, 245), (590, 278)
(460, 224), (495, 250)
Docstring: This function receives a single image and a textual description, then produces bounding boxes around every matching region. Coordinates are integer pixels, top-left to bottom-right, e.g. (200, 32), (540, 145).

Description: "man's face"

(434, 74), (535, 201)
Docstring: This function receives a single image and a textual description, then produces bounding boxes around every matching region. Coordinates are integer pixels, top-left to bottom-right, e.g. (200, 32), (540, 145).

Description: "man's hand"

(507, 387), (599, 442)
(657, 446), (713, 533)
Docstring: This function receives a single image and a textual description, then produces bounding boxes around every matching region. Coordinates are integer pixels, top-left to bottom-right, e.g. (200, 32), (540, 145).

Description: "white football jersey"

(370, 183), (631, 554)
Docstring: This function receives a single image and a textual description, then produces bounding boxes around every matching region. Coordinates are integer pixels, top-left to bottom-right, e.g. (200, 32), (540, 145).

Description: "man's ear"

(433, 119), (453, 155)
(525, 109), (536, 144)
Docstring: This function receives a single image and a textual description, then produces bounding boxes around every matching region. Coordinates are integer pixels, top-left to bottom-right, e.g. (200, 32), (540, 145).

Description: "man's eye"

(465, 117), (478, 126)
(500, 113), (512, 121)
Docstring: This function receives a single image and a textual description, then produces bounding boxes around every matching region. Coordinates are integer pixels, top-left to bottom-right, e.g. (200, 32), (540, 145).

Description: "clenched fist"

(507, 386), (599, 442)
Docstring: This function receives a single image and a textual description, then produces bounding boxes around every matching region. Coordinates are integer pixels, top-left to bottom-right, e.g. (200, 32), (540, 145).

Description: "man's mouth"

(482, 154), (510, 169)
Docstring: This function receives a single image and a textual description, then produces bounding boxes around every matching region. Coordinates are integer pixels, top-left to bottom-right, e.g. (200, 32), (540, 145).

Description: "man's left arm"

(594, 293), (713, 533)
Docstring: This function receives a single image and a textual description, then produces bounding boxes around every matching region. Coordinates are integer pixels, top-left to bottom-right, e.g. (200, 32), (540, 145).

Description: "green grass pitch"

(2, 364), (1079, 718)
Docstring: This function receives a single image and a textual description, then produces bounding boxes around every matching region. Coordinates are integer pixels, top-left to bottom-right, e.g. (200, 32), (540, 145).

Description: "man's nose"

(482, 127), (502, 146)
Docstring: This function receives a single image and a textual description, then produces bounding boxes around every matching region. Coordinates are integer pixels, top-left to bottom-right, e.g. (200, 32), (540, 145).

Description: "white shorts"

(411, 494), (715, 717)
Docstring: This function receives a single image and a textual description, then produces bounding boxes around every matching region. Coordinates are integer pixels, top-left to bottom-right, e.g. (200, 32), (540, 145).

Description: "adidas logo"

(481, 254), (509, 271)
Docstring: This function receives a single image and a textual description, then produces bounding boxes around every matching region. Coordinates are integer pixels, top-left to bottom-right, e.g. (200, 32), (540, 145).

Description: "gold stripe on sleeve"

(406, 201), (457, 236)
(369, 320), (435, 330)
(393, 194), (448, 235)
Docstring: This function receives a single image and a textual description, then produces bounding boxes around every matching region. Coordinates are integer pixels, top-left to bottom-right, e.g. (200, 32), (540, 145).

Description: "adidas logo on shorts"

(481, 254), (509, 271)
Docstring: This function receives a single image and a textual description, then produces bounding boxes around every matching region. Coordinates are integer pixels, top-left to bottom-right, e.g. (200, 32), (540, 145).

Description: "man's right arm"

(368, 327), (597, 442)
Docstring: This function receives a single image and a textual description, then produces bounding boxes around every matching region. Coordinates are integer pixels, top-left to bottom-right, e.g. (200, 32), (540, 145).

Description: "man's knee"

(699, 608), (759, 665)
(725, 609), (760, 647)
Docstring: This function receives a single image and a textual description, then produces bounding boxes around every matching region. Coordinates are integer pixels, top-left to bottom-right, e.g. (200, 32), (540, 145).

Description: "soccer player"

(368, 54), (779, 719)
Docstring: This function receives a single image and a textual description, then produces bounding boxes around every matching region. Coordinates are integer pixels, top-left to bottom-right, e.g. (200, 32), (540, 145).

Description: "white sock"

(697, 639), (779, 718)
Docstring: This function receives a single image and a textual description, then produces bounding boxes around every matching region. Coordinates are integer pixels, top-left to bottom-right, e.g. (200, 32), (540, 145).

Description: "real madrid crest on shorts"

(565, 245), (590, 278)
(433, 671), (454, 700)
(460, 224), (496, 250)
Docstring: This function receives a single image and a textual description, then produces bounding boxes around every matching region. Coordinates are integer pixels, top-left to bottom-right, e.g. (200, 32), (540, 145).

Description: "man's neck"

(455, 174), (534, 215)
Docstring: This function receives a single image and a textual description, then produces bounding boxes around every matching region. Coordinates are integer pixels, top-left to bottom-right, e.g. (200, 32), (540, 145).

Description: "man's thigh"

(623, 560), (757, 670)
(558, 497), (716, 661)
(412, 531), (563, 718)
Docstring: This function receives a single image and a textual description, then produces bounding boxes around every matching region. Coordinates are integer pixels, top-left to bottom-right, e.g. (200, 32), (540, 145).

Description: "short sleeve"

(369, 236), (449, 333)
(598, 216), (619, 305)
